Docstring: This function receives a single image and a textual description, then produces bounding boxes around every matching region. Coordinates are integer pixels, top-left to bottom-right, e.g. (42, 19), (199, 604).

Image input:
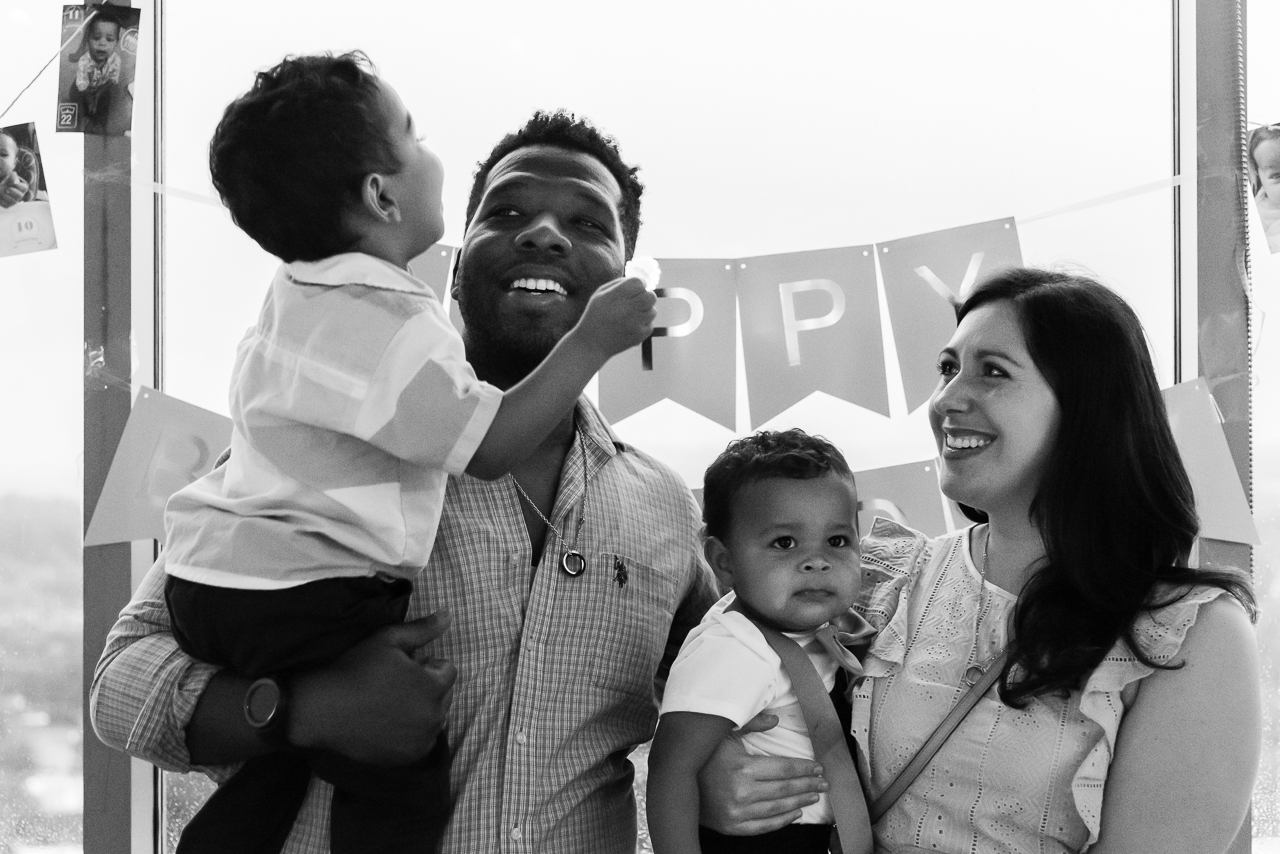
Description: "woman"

(697, 267), (1261, 852)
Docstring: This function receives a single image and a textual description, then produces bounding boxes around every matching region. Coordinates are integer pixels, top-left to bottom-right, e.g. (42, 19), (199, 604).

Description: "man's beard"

(455, 280), (569, 388)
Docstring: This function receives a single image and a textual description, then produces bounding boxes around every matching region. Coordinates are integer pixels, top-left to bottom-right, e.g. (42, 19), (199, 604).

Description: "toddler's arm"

(465, 274), (655, 479)
(648, 711), (738, 854)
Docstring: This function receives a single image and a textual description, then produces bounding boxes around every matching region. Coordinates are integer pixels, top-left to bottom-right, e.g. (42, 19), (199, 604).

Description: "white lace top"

(851, 518), (1227, 854)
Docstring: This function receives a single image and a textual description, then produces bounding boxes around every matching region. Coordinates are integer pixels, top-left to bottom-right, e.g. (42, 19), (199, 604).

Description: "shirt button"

(515, 730), (528, 745)
(510, 826), (523, 841)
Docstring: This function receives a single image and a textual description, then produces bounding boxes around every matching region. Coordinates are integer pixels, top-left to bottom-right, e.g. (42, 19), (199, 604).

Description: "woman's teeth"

(511, 278), (567, 295)
(945, 434), (992, 450)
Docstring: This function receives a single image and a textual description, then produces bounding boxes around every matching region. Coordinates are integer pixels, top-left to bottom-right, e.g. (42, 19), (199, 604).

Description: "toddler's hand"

(576, 275), (657, 358)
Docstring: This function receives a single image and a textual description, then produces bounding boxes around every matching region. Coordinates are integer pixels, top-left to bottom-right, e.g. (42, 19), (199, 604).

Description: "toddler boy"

(648, 429), (873, 854)
(161, 52), (654, 854)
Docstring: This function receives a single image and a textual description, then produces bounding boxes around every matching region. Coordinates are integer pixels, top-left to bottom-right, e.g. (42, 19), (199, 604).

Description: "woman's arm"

(695, 716), (828, 835)
(648, 712), (738, 854)
(1089, 597), (1261, 854)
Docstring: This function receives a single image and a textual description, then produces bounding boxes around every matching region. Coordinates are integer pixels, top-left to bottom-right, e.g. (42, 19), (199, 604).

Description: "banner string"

(0, 10), (98, 124)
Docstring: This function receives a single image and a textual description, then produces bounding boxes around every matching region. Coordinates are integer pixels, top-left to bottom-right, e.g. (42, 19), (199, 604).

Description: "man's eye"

(772, 536), (795, 550)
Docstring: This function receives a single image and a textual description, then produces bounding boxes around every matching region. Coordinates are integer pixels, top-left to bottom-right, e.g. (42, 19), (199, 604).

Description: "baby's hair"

(1248, 125), (1280, 195)
(702, 429), (854, 541)
(208, 51), (400, 262)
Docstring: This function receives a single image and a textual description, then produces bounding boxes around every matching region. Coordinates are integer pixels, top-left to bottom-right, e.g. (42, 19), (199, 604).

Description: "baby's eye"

(828, 535), (850, 548)
(771, 536), (796, 550)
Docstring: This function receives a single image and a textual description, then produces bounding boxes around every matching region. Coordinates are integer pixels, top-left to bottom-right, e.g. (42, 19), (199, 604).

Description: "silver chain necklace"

(509, 429), (590, 577)
(964, 525), (998, 686)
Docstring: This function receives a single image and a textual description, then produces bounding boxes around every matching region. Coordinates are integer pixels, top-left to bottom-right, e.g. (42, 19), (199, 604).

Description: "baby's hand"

(0, 171), (30, 209)
(576, 276), (657, 358)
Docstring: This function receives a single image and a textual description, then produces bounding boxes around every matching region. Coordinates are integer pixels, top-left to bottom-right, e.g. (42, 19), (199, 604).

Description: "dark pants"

(165, 574), (451, 854)
(698, 823), (834, 854)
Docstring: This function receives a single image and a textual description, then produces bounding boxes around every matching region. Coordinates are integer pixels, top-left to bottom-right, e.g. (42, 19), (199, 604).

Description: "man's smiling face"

(453, 144), (627, 385)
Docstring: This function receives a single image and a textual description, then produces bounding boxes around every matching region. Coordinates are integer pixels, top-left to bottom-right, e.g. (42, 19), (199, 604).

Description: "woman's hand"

(696, 713), (828, 835)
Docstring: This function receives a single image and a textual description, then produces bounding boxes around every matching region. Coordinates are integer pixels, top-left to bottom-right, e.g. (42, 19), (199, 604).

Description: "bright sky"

(2, 1), (1183, 499)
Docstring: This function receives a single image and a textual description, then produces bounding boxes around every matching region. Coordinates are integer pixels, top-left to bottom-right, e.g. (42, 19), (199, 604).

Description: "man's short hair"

(464, 110), (644, 259)
(702, 429), (855, 541)
(208, 51), (399, 262)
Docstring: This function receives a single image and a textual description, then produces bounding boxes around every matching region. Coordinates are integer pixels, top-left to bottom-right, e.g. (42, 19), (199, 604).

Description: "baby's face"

(0, 135), (18, 182)
(713, 473), (861, 632)
(88, 21), (120, 64)
(1256, 138), (1280, 207)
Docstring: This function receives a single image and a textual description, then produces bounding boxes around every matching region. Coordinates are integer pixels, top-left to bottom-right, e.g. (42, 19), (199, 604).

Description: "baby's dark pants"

(165, 574), (451, 854)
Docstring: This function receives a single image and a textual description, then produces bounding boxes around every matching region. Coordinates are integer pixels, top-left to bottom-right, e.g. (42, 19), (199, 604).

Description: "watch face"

(246, 678), (281, 727)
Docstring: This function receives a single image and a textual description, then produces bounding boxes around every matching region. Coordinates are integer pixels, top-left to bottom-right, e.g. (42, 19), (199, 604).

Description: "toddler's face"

(0, 135), (18, 182)
(372, 79), (446, 258)
(1256, 138), (1280, 207)
(88, 21), (120, 65)
(710, 473), (861, 632)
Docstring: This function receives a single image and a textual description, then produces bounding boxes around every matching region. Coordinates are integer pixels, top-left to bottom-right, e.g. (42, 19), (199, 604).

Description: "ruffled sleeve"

(854, 517), (932, 678)
(1071, 585), (1230, 847)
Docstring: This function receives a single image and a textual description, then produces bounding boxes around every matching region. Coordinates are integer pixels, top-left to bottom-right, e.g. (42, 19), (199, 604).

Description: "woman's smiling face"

(929, 299), (1061, 520)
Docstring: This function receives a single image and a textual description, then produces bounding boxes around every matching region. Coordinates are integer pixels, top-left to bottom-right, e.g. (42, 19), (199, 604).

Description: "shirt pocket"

(576, 552), (679, 697)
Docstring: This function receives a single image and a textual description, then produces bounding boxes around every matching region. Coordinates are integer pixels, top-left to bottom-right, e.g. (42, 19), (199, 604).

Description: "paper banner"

(738, 246), (886, 426)
(408, 244), (457, 303)
(56, 5), (142, 137)
(1162, 378), (1259, 545)
(599, 258), (737, 429)
(854, 459), (947, 538)
(879, 218), (1023, 412)
(84, 388), (232, 546)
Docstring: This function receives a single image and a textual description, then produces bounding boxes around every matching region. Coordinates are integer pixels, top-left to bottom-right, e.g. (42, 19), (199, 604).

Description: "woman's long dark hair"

(954, 268), (1255, 705)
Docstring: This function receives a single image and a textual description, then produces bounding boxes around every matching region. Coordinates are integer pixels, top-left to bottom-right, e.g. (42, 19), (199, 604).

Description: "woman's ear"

(360, 172), (401, 223)
(704, 536), (735, 590)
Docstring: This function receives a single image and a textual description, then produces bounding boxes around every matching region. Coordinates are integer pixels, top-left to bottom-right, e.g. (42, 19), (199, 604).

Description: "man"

(91, 110), (719, 853)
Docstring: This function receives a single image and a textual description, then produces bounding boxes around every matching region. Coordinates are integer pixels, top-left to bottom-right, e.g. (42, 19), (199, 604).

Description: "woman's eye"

(936, 360), (957, 378)
(772, 536), (795, 550)
(983, 363), (1008, 378)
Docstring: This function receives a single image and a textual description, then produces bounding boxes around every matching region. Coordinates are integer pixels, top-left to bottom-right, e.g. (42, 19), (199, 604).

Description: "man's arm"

(647, 712), (737, 854)
(91, 553), (457, 771)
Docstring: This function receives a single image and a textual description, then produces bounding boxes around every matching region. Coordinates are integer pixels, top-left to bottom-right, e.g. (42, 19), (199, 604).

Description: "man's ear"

(703, 536), (735, 590)
(449, 248), (463, 300)
(360, 172), (401, 223)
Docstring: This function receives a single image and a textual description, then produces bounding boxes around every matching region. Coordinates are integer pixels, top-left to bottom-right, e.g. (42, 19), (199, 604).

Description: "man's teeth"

(511, 278), (567, 295)
(946, 434), (992, 450)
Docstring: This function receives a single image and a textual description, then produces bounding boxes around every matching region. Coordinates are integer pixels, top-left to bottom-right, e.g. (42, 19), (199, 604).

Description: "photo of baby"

(0, 122), (57, 257)
(1251, 124), (1280, 255)
(56, 4), (141, 137)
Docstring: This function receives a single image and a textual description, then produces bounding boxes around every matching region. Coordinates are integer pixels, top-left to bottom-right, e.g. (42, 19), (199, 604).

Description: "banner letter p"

(779, 279), (845, 366)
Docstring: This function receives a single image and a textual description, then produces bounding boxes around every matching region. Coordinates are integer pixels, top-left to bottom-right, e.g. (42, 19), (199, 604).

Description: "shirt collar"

(284, 252), (432, 297)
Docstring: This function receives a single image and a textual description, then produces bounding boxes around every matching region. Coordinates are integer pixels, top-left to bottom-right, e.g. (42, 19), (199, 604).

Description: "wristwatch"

(243, 675), (290, 747)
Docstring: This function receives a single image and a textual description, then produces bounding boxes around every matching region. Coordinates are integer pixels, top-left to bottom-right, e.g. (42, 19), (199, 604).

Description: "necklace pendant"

(561, 549), (586, 577)
(963, 663), (987, 686)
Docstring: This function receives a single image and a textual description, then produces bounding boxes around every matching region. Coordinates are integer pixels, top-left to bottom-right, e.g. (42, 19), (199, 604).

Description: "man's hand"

(288, 610), (457, 766)
(576, 275), (657, 359)
(696, 715), (828, 835)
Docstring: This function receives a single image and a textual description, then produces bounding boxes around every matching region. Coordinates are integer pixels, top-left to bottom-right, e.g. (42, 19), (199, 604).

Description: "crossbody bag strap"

(868, 649), (1009, 824)
(726, 601), (873, 854)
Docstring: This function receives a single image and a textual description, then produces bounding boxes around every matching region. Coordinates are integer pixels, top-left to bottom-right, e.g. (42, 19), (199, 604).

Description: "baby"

(160, 52), (653, 854)
(0, 129), (40, 206)
(648, 429), (873, 854)
(68, 12), (124, 134)
(1250, 125), (1280, 253)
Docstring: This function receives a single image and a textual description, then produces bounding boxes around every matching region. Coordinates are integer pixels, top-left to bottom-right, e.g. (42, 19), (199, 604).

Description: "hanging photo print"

(0, 122), (57, 258)
(56, 4), (142, 137)
(1250, 124), (1280, 254)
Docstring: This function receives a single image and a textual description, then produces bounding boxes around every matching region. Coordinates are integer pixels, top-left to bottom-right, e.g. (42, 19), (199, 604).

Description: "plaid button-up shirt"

(91, 400), (719, 853)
